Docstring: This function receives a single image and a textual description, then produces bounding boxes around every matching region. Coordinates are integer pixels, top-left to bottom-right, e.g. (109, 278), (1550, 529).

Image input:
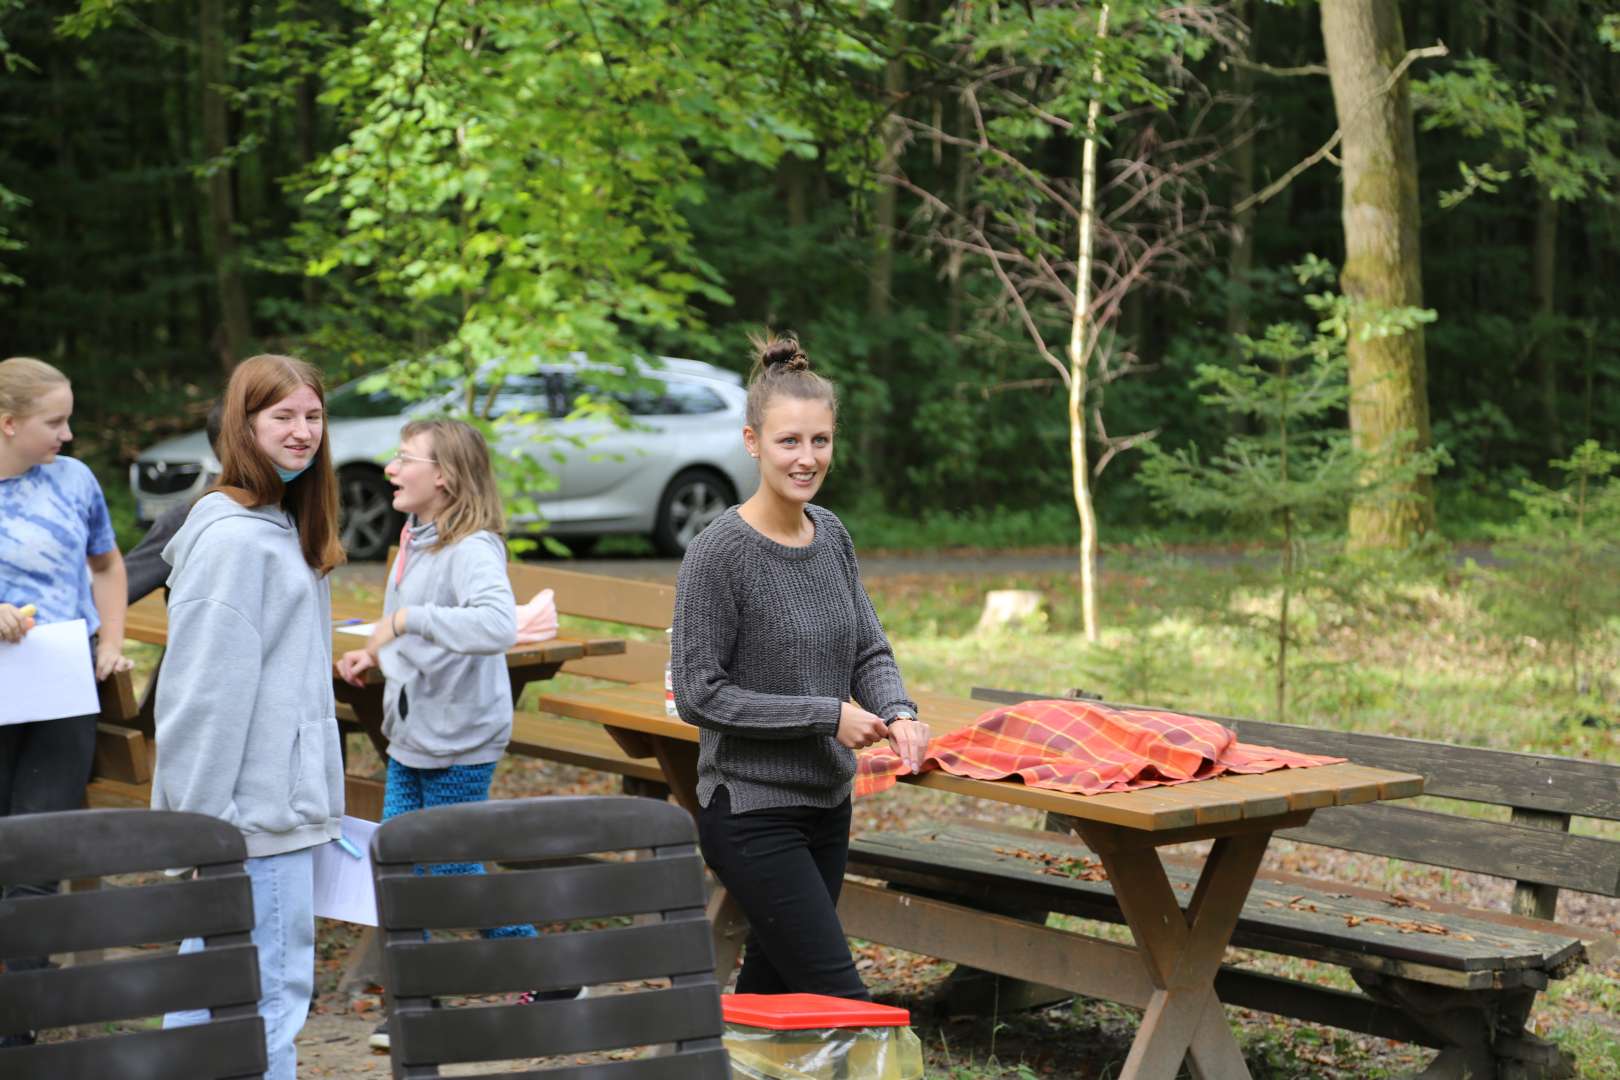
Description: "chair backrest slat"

(371, 796), (699, 864)
(0, 945), (262, 1031)
(388, 917), (717, 998)
(371, 796), (729, 1078)
(399, 985), (723, 1066)
(376, 853), (707, 930)
(0, 809), (265, 1080)
(0, 876), (252, 958)
(0, 808), (248, 881)
(5, 1014), (268, 1080)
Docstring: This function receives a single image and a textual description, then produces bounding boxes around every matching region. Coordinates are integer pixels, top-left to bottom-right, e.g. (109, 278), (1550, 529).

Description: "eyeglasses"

(389, 451), (437, 466)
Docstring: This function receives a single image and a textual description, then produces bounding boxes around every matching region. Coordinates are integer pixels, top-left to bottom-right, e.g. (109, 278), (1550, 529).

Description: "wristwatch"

(887, 711), (917, 726)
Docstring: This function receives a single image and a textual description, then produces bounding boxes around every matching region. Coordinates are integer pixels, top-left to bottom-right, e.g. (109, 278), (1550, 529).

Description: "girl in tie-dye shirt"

(0, 357), (132, 1040)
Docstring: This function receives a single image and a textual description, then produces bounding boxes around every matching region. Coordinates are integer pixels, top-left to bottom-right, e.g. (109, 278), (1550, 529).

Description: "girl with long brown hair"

(152, 354), (346, 1080)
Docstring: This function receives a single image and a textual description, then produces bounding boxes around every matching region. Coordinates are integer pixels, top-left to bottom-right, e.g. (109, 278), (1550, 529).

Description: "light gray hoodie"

(379, 519), (517, 769)
(152, 492), (344, 858)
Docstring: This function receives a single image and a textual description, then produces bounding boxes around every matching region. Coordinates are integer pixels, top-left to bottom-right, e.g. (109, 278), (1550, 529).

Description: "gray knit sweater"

(671, 504), (916, 813)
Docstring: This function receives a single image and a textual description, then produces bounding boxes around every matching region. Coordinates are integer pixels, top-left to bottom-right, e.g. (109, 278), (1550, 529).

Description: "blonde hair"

(401, 418), (505, 549)
(213, 354), (346, 576)
(0, 357), (70, 419)
(744, 332), (837, 431)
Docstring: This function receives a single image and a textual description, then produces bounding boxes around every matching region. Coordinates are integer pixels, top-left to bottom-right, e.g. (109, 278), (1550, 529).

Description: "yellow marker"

(17, 604), (34, 618)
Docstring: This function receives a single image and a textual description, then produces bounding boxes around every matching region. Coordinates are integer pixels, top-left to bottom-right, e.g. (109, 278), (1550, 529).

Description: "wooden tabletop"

(124, 592), (625, 668)
(535, 682), (1424, 833)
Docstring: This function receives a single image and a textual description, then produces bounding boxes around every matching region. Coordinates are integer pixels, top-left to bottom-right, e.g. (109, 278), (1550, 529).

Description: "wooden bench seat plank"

(849, 823), (1588, 975)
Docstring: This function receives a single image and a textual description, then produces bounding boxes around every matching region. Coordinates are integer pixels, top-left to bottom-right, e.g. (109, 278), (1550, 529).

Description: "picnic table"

(536, 681), (1424, 1080)
(121, 591), (627, 766)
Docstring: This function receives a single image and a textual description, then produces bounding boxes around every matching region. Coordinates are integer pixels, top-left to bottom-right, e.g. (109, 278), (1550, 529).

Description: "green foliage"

(1136, 263), (1446, 719)
(1473, 439), (1620, 697)
(1414, 57), (1617, 204)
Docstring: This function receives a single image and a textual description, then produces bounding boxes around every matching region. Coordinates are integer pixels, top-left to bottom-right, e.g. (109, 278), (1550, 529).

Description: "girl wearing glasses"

(336, 420), (544, 1050)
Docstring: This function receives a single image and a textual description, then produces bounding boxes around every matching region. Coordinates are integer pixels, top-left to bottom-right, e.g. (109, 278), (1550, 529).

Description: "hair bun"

(761, 337), (810, 372)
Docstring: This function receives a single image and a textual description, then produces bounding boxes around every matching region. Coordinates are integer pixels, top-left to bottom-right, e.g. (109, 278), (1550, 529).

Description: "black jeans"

(698, 785), (869, 1000)
(0, 711), (98, 973)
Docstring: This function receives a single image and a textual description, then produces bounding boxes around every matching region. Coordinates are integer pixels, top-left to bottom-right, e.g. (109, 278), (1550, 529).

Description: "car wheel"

(338, 466), (404, 562)
(653, 468), (733, 556)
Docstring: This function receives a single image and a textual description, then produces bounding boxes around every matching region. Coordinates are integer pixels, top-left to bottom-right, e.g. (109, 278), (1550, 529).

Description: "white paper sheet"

(312, 815), (380, 926)
(0, 619), (98, 726)
(334, 622), (377, 638)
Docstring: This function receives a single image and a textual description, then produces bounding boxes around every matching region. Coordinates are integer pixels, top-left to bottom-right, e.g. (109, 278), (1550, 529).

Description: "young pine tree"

(1137, 261), (1442, 721)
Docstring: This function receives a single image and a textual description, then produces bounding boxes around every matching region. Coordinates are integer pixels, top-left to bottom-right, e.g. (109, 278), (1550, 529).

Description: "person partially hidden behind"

(124, 401), (223, 606)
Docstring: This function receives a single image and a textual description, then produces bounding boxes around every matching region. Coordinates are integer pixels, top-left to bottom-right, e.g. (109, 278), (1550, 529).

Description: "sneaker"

(517, 986), (587, 1004)
(368, 1018), (390, 1052)
(0, 1032), (36, 1049)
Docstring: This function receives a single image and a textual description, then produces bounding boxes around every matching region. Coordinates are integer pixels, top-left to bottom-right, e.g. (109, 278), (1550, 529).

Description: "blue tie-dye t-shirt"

(0, 456), (117, 635)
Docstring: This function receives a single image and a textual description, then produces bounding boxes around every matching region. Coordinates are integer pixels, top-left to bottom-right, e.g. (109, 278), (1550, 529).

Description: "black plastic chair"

(0, 808), (265, 1079)
(370, 795), (729, 1079)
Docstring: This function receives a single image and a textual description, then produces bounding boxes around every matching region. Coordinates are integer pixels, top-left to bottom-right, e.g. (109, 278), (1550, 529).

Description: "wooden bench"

(503, 559), (675, 797)
(847, 687), (1620, 1080)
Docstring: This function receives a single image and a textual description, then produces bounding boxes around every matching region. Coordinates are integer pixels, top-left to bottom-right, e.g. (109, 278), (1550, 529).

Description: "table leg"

(333, 681), (390, 761)
(1077, 827), (1272, 1080)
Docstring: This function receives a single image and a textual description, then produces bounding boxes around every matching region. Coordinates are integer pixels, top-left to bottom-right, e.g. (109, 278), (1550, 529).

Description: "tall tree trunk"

(1530, 8), (1572, 456)
(201, 0), (251, 370)
(1320, 0), (1435, 547)
(1225, 0), (1256, 353)
(1532, 190), (1561, 455)
(1069, 4), (1109, 645)
(868, 0), (908, 322)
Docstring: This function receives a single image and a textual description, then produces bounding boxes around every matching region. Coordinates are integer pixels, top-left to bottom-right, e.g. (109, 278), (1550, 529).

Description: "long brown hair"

(213, 354), (346, 576)
(400, 418), (505, 549)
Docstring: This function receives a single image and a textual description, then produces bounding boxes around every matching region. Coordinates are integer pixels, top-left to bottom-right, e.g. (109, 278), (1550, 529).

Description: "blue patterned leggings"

(382, 758), (536, 939)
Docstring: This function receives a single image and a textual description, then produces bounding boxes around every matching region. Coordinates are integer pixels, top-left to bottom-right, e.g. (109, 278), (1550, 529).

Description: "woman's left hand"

(886, 716), (931, 775)
(95, 641), (134, 680)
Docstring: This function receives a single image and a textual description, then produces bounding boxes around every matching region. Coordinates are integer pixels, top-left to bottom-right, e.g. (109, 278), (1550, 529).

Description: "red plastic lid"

(722, 993), (911, 1030)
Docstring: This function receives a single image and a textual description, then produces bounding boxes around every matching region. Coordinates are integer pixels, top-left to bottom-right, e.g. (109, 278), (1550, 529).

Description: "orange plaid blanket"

(855, 698), (1342, 798)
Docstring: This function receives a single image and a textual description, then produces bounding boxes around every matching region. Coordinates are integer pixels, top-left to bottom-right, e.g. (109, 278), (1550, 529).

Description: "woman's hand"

(835, 701), (889, 750)
(886, 716), (931, 774)
(336, 648), (377, 688)
(0, 603), (34, 644)
(94, 639), (134, 680)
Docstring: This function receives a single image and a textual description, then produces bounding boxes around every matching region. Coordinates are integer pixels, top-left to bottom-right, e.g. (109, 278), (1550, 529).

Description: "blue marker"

(335, 618), (365, 627)
(335, 836), (364, 860)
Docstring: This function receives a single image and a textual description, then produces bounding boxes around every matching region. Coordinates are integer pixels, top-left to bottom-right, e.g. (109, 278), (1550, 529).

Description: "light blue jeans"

(164, 847), (316, 1080)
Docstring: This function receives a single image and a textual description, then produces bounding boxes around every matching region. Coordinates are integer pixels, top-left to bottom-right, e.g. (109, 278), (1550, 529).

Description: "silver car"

(129, 357), (758, 560)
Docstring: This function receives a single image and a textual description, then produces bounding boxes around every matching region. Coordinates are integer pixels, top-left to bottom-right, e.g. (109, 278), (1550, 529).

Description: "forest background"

(0, 0), (1616, 554)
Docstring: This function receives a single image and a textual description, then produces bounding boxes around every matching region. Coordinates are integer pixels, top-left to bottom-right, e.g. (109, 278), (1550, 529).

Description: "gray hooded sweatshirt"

(379, 519), (517, 769)
(152, 491), (344, 858)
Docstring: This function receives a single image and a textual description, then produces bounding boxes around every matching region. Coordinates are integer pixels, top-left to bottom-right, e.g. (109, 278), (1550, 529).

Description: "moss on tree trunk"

(1321, 0), (1435, 547)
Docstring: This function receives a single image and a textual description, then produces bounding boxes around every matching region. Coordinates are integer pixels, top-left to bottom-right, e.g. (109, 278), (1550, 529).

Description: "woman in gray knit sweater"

(672, 334), (931, 999)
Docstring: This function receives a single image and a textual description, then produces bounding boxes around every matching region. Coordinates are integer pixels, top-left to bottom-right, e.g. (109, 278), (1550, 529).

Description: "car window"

(659, 380), (726, 415)
(483, 375), (551, 419)
(551, 372), (725, 418)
